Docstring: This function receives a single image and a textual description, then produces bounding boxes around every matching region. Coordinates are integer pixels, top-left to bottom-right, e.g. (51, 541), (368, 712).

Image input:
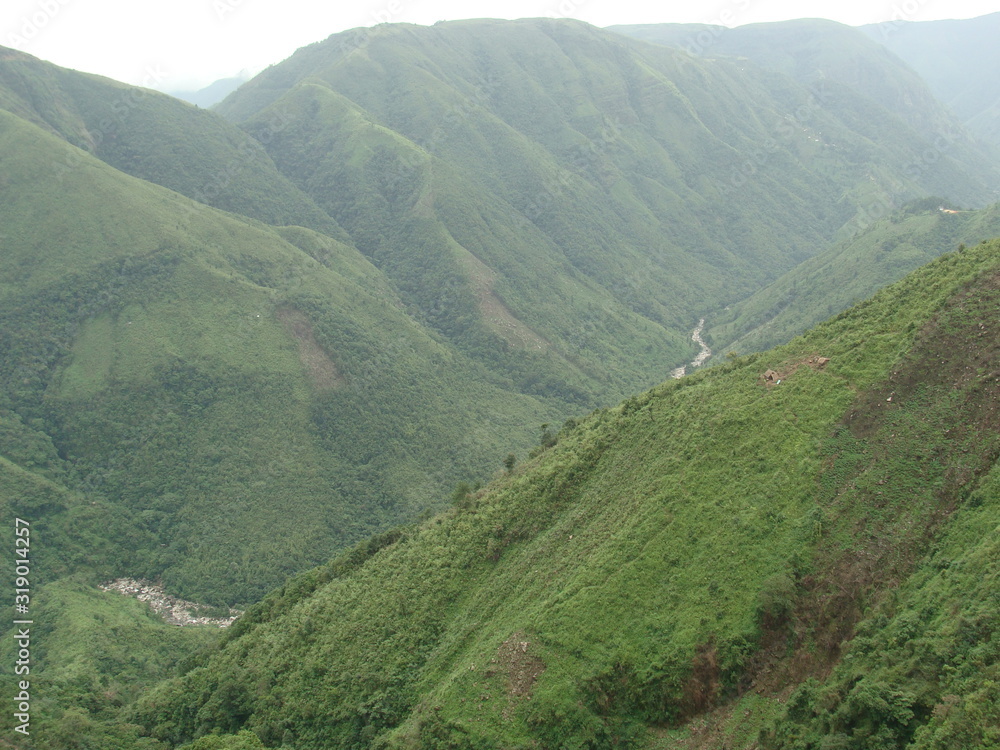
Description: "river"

(670, 319), (711, 379)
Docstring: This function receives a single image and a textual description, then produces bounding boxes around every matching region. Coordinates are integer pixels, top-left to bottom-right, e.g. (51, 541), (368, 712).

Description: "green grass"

(708, 200), (1000, 357)
(128, 241), (1000, 749)
(0, 110), (560, 605)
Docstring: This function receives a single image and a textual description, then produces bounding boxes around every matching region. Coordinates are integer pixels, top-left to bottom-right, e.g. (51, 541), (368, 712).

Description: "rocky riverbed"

(100, 578), (242, 627)
(671, 319), (712, 379)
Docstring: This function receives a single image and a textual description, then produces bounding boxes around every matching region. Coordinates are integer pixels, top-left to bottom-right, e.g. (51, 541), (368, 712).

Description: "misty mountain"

(167, 73), (251, 108)
(861, 12), (1000, 150)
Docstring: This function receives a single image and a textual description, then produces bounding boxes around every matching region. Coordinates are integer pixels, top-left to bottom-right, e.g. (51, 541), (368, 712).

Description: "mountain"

(213, 18), (1000, 385)
(0, 108), (559, 605)
(860, 13), (1000, 150)
(128, 238), (1000, 749)
(0, 47), (344, 237)
(4, 19), (1000, 748)
(706, 198), (1000, 356)
(608, 18), (1000, 190)
(168, 73), (251, 108)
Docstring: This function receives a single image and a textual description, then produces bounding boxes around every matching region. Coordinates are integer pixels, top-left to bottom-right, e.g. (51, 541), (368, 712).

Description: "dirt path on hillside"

(671, 319), (712, 379)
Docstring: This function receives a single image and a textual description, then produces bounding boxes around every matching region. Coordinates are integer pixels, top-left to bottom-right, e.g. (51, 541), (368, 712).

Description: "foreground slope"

(132, 240), (1000, 749)
(0, 109), (554, 604)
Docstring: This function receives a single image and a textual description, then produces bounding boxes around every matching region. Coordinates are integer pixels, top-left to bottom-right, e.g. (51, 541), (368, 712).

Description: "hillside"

(3, 19), (1000, 749)
(168, 74), (251, 108)
(213, 18), (1000, 389)
(607, 17), (1000, 193)
(0, 47), (345, 238)
(860, 13), (1000, 150)
(0, 108), (560, 605)
(707, 199), (1000, 356)
(124, 239), (1000, 749)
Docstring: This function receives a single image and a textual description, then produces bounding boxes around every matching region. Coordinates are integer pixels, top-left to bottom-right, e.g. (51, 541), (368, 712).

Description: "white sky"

(2, 0), (999, 91)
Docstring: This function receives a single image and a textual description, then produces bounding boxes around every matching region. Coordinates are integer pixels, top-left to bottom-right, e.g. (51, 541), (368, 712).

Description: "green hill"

(0, 47), (345, 238)
(125, 238), (1000, 750)
(608, 18), (1000, 199)
(707, 199), (1000, 356)
(0, 108), (561, 605)
(3, 20), (1000, 749)
(213, 18), (1000, 392)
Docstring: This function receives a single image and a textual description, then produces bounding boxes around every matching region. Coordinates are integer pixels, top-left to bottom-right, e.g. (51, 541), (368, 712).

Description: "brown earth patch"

(681, 643), (721, 717)
(496, 631), (546, 719)
(749, 270), (1000, 693)
(761, 354), (832, 387)
(276, 308), (345, 391)
(458, 250), (549, 351)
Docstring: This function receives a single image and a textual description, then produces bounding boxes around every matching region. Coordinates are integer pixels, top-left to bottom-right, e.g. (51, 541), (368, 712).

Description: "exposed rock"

(99, 578), (242, 627)
(672, 319), (712, 379)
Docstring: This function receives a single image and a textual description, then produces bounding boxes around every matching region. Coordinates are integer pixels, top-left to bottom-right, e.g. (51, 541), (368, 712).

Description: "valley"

(670, 319), (712, 379)
(0, 10), (998, 750)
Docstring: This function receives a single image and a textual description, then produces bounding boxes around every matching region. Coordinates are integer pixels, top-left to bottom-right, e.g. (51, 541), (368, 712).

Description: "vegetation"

(0, 110), (558, 605)
(215, 18), (1000, 397)
(125, 240), (1000, 749)
(0, 46), (344, 237)
(610, 17), (999, 189)
(2, 17), (1000, 749)
(707, 200), (1000, 356)
(859, 12), (1000, 150)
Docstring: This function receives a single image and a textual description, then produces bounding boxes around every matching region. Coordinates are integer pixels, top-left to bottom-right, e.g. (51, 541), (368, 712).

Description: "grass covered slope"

(608, 18), (1000, 200)
(0, 46), (345, 238)
(214, 18), (1000, 402)
(707, 200), (1000, 356)
(0, 109), (557, 605)
(131, 240), (1000, 749)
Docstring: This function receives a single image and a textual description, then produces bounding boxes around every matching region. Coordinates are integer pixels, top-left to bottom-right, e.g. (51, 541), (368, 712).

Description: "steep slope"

(0, 47), (345, 238)
(608, 18), (1000, 192)
(130, 239), (1000, 750)
(861, 12), (1000, 150)
(213, 18), (1000, 401)
(0, 108), (556, 605)
(707, 199), (1000, 356)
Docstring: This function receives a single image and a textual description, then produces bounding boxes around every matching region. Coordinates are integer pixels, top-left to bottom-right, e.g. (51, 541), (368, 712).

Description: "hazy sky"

(2, 0), (999, 91)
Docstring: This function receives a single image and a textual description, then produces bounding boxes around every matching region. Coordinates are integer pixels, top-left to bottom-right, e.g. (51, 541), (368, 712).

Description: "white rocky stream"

(670, 318), (712, 379)
(100, 578), (242, 627)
